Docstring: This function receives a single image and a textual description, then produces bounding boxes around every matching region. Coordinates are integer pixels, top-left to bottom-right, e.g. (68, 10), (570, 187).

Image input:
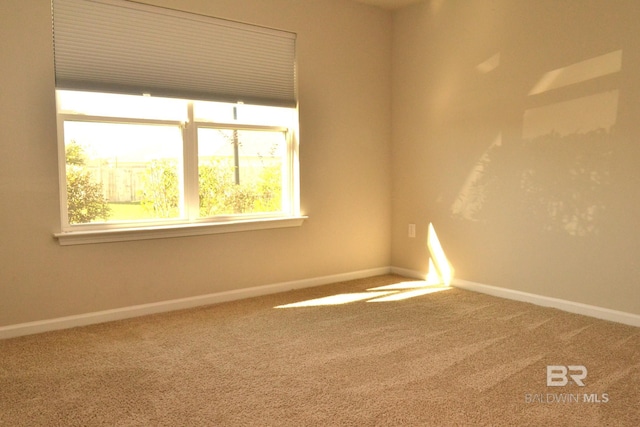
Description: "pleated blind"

(52, 0), (297, 107)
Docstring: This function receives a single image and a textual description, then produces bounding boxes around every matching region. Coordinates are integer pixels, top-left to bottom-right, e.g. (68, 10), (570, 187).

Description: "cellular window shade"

(52, 0), (297, 107)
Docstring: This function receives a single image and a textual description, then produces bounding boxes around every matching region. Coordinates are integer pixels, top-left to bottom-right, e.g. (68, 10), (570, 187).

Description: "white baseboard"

(391, 267), (640, 327)
(452, 278), (640, 328)
(4, 267), (636, 340)
(390, 266), (640, 327)
(0, 267), (391, 340)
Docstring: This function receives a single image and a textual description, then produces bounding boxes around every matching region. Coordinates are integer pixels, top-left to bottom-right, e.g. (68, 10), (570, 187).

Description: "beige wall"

(0, 0), (392, 326)
(391, 0), (640, 314)
(4, 0), (638, 329)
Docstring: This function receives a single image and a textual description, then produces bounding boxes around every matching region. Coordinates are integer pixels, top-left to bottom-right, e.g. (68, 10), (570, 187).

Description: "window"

(51, 0), (303, 244)
(55, 91), (302, 243)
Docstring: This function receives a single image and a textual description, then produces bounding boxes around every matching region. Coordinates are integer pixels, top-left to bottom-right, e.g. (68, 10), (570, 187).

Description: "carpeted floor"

(1, 274), (639, 426)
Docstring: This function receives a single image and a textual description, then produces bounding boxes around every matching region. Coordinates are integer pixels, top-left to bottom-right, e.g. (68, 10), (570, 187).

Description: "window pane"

(194, 100), (295, 126)
(63, 121), (183, 224)
(193, 101), (236, 123)
(198, 128), (286, 217)
(58, 90), (188, 121)
(236, 104), (295, 126)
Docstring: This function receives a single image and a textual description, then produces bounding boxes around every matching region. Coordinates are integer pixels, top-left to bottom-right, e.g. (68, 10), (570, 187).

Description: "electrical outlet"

(408, 224), (416, 238)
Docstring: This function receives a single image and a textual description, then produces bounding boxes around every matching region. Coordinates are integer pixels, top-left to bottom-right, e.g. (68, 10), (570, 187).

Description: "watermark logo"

(524, 364), (610, 404)
(546, 365), (587, 387)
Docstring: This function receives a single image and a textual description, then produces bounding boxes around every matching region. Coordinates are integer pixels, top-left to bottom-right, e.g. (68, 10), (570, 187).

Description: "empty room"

(1, 0), (639, 425)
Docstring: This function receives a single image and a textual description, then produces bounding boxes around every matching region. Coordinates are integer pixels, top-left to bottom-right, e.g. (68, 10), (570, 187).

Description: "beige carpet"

(1, 275), (639, 426)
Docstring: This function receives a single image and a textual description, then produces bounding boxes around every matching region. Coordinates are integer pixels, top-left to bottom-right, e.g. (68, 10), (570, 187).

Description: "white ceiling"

(351, 0), (425, 10)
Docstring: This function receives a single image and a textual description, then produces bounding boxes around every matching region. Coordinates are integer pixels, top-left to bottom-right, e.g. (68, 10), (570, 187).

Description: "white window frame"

(54, 94), (304, 245)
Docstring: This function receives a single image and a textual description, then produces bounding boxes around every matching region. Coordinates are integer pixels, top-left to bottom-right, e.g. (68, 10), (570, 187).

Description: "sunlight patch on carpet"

(367, 287), (450, 302)
(276, 281), (451, 308)
(275, 292), (397, 308)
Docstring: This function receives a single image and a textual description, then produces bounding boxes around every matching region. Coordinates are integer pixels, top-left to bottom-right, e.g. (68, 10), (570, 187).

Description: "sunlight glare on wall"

(428, 222), (454, 285)
(528, 50), (622, 96)
(522, 90), (619, 140)
(450, 134), (502, 222)
(476, 53), (500, 74)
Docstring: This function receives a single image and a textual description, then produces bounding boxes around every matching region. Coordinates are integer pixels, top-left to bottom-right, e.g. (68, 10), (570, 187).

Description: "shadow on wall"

(451, 50), (621, 237)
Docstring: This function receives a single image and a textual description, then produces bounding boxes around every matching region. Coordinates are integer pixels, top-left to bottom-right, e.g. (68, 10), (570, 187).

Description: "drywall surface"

(391, 0), (640, 314)
(0, 0), (392, 326)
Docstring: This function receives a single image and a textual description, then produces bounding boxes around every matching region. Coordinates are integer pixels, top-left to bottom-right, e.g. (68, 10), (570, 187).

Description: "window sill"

(54, 216), (307, 246)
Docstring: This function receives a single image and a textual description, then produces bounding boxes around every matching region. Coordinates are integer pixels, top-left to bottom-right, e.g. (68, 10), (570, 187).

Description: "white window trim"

(54, 95), (304, 245)
(54, 216), (307, 246)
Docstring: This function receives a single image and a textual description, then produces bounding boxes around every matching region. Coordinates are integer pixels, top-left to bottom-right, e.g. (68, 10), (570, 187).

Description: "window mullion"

(290, 127), (301, 216)
(284, 129), (295, 215)
(183, 103), (199, 220)
(57, 96), (71, 229)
